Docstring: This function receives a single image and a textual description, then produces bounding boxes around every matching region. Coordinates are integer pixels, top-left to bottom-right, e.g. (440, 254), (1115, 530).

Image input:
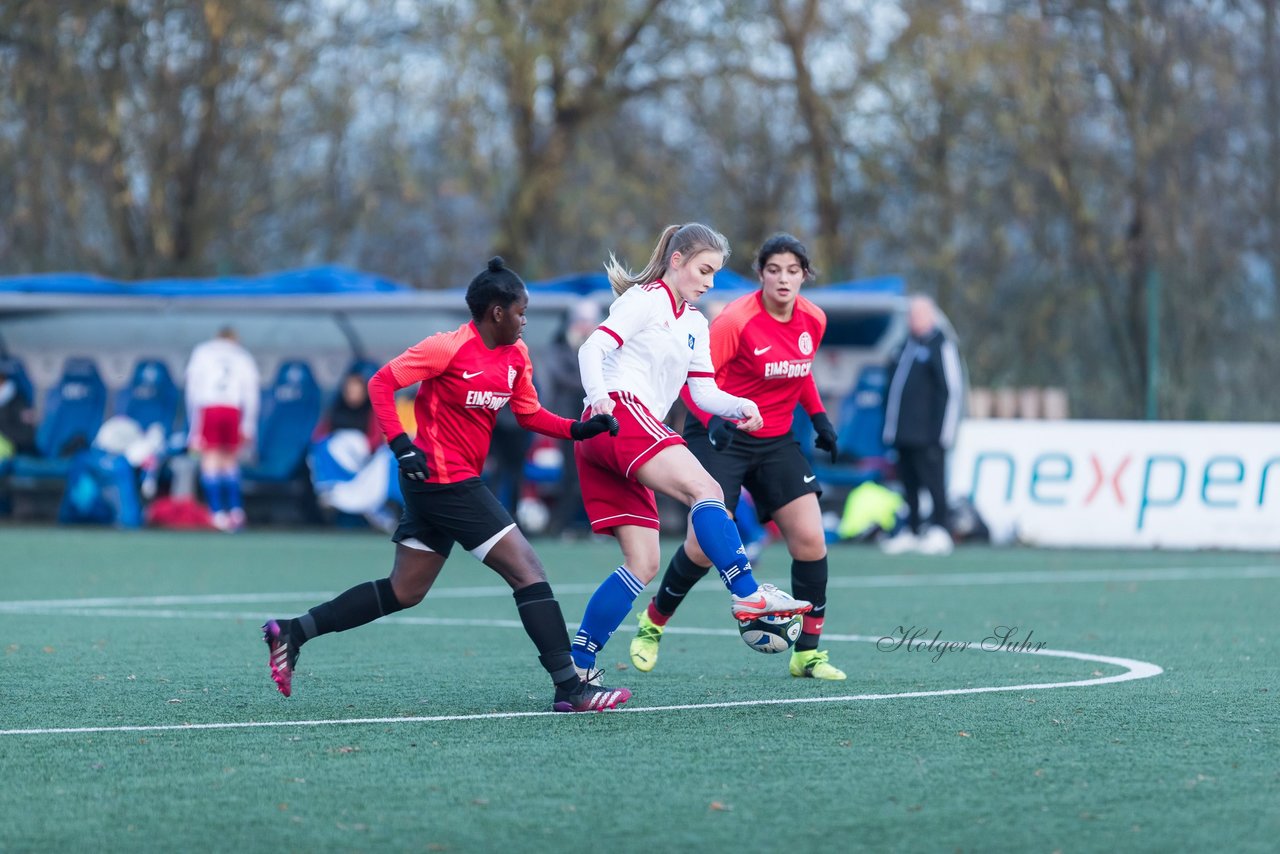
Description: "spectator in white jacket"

(186, 326), (260, 532)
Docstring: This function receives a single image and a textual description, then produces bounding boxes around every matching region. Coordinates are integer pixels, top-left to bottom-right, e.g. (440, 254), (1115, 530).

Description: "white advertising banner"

(950, 420), (1280, 549)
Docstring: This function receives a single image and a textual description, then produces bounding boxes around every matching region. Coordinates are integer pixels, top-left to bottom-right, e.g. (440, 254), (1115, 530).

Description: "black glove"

(389, 433), (429, 482)
(570, 413), (620, 441)
(707, 415), (738, 451)
(811, 412), (839, 463)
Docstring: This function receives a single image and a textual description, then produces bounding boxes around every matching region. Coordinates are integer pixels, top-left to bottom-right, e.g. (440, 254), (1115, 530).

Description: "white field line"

(0, 606), (531, 629)
(0, 592), (339, 610)
(2, 563), (1277, 615)
(830, 564), (1280, 587)
(0, 613), (1161, 735)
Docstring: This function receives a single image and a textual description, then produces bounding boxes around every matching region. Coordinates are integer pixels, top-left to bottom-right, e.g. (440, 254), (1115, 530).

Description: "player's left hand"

(811, 411), (839, 463)
(737, 400), (764, 433)
(707, 415), (738, 450)
(390, 433), (430, 481)
(570, 412), (619, 440)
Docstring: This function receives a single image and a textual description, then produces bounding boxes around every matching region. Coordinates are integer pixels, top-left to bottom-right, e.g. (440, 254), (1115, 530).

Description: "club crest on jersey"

(465, 390), (512, 411)
(507, 366), (516, 389)
(798, 331), (814, 355)
(687, 334), (695, 350)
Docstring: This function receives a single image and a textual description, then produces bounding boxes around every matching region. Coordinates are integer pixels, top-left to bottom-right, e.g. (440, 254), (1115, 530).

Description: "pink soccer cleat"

(262, 620), (298, 698)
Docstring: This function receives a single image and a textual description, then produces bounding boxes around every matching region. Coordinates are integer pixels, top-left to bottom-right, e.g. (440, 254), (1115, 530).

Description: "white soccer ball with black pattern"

(737, 613), (802, 653)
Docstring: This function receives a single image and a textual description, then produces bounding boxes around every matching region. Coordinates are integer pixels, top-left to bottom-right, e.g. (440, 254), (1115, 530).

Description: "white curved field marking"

(0, 623), (1161, 736)
(1, 563), (1276, 615)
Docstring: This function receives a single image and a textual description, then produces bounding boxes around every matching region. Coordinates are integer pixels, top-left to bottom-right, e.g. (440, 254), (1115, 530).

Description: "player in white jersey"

(569, 223), (812, 684)
(581, 281), (723, 422)
(185, 326), (260, 532)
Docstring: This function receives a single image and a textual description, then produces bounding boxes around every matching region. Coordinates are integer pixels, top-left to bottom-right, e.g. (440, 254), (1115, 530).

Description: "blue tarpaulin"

(529, 271), (903, 295)
(0, 266), (904, 297)
(0, 266), (409, 296)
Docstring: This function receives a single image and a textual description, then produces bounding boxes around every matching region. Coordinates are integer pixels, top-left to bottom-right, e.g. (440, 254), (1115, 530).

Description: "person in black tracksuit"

(882, 295), (963, 545)
(540, 302), (602, 538)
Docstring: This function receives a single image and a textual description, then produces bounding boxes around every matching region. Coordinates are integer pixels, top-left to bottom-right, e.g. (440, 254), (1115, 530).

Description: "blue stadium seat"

(793, 365), (891, 487)
(0, 356), (36, 486)
(838, 364), (890, 461)
(0, 355), (35, 408)
(37, 357), (107, 459)
(115, 358), (181, 434)
(6, 357), (106, 487)
(244, 359), (322, 482)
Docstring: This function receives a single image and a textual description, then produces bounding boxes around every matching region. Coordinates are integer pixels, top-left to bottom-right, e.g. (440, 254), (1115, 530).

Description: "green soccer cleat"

(629, 609), (665, 673)
(790, 648), (847, 681)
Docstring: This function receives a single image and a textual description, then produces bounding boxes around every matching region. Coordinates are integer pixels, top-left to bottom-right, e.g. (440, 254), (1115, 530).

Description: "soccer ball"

(737, 613), (802, 654)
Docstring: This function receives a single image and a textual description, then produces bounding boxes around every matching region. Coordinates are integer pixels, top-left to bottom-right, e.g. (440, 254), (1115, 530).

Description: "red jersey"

(681, 290), (827, 438)
(368, 321), (573, 483)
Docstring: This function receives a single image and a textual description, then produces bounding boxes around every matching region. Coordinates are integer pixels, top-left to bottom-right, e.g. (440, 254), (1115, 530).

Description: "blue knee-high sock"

(222, 474), (243, 512)
(201, 473), (225, 514)
(690, 499), (758, 597)
(572, 567), (645, 670)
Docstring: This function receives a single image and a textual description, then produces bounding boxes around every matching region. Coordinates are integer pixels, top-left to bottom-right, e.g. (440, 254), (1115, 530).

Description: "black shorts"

(684, 421), (821, 523)
(392, 475), (516, 559)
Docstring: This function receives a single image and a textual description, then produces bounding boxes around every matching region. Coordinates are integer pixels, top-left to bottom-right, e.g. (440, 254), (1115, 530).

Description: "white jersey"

(580, 281), (745, 420)
(185, 338), (260, 422)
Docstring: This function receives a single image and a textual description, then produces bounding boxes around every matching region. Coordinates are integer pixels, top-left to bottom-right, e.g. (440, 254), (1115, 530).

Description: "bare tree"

(452, 0), (708, 273)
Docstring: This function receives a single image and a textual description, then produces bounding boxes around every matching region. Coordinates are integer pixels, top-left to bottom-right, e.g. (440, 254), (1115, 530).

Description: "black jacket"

(540, 336), (588, 422)
(882, 327), (962, 449)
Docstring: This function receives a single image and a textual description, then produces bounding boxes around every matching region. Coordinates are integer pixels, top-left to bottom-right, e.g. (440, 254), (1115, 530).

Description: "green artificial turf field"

(2, 529), (1277, 852)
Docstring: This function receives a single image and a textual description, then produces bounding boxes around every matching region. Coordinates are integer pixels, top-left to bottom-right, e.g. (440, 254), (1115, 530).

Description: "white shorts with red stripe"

(574, 391), (685, 535)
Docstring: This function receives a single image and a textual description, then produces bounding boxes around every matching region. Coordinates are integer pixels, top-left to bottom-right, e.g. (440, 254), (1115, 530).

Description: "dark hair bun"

(488, 256), (505, 273)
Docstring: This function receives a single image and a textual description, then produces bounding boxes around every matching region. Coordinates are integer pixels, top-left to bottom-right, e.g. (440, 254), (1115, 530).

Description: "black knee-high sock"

(791, 557), (828, 652)
(652, 545), (714, 618)
(294, 578), (405, 643)
(513, 581), (580, 691)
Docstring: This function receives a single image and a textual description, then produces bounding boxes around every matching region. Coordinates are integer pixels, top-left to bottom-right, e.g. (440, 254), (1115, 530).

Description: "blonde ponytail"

(604, 223), (730, 298)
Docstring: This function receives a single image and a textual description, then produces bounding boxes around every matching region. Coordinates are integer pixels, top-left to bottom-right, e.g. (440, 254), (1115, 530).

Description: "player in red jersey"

(628, 233), (848, 680)
(262, 257), (630, 713)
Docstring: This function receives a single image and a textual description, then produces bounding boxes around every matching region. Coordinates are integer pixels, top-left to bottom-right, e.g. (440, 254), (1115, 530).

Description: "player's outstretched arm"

(569, 412), (619, 440)
(514, 407), (618, 441)
(687, 378), (762, 428)
(736, 399), (763, 432)
(577, 336), (616, 418)
(511, 349), (617, 440)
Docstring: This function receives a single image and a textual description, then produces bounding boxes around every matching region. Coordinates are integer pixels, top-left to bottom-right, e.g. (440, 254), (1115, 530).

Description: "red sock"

(647, 600), (671, 627)
(802, 615), (824, 636)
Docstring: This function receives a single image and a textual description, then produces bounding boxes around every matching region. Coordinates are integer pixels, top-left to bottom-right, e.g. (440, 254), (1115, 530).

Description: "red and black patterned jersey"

(682, 290), (827, 437)
(368, 321), (573, 483)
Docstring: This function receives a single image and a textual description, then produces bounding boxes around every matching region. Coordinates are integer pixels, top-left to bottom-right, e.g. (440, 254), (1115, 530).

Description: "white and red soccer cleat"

(730, 583), (813, 621)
